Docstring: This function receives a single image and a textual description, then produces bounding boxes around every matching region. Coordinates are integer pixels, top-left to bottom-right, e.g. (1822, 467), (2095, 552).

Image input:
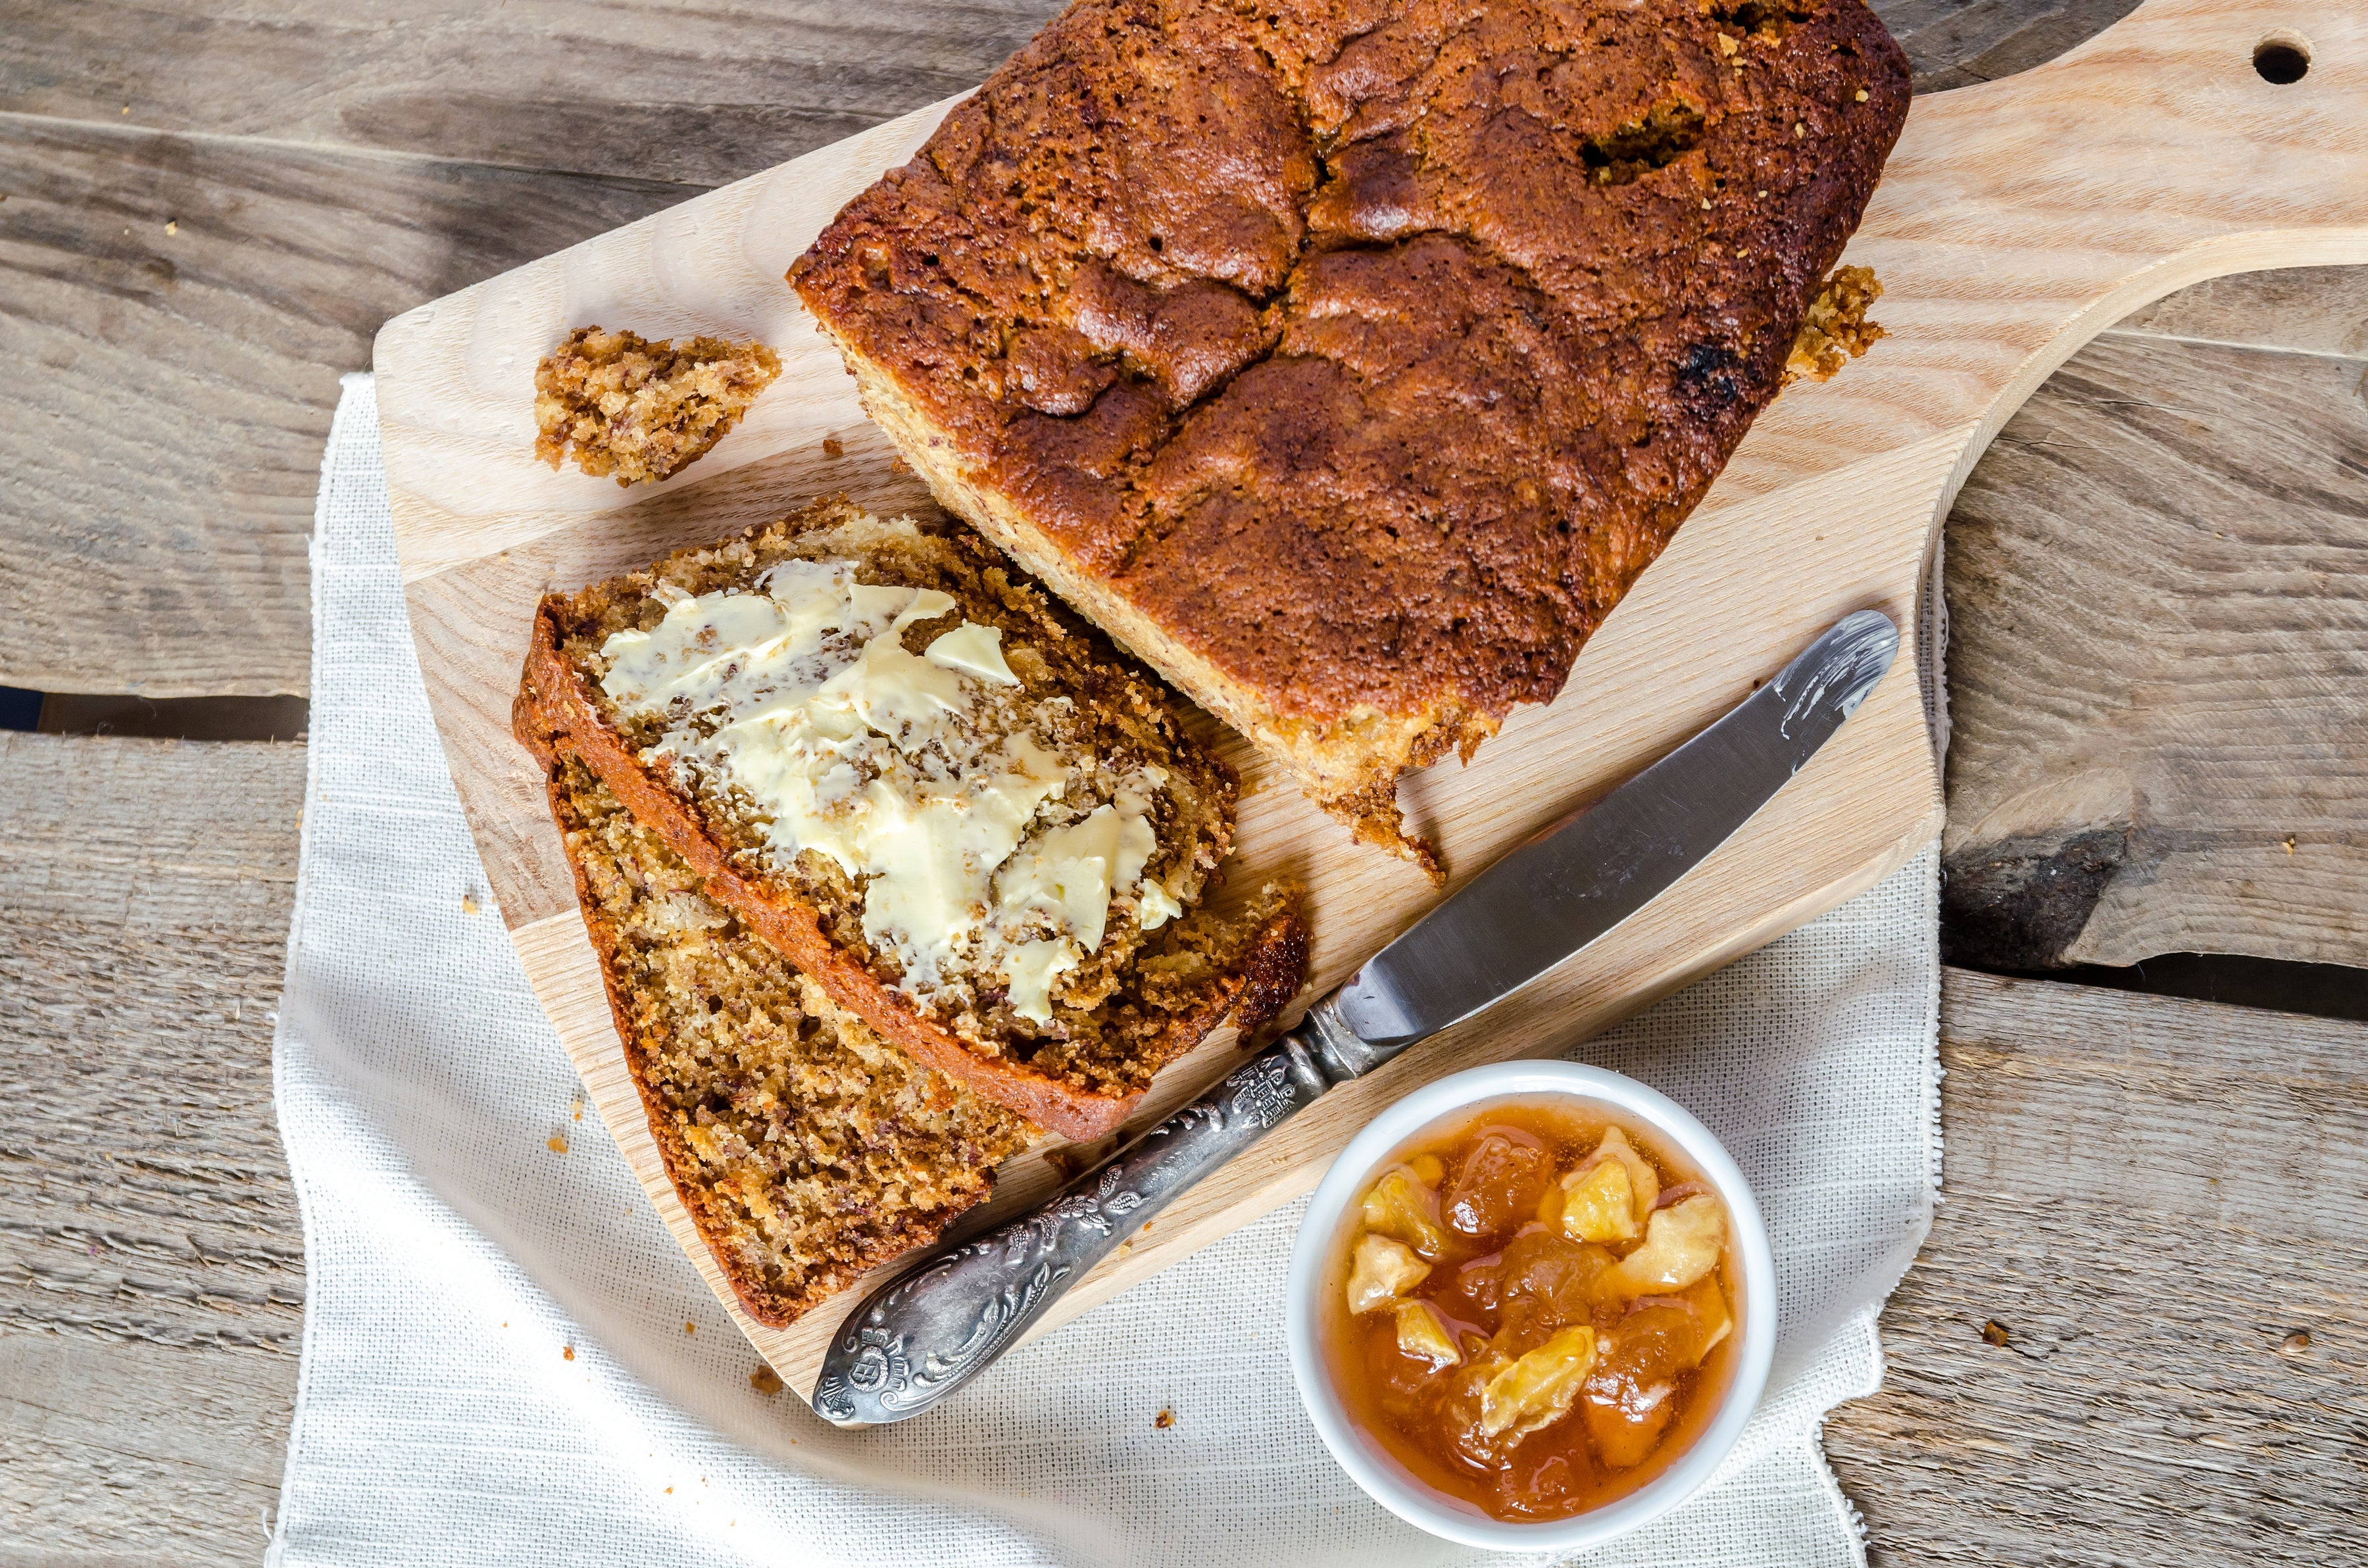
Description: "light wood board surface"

(372, 0), (2368, 1393)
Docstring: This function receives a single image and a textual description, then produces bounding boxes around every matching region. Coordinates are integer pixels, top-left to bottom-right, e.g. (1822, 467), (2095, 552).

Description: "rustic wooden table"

(4, 2), (2364, 1563)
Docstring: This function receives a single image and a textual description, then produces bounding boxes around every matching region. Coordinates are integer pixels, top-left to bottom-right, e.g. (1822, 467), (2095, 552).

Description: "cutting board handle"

(1849, 0), (2368, 462)
(1711, 0), (2368, 646)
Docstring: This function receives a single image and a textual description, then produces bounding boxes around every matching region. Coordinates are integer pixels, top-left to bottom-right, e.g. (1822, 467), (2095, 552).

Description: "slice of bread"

(546, 751), (1039, 1327)
(515, 498), (1308, 1140)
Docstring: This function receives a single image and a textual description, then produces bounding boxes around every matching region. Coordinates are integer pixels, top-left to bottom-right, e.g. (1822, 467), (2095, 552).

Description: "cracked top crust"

(791, 0), (1910, 862)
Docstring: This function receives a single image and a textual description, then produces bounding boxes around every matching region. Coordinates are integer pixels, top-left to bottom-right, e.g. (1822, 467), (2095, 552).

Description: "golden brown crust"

(514, 504), (1313, 1140)
(789, 0), (1912, 868)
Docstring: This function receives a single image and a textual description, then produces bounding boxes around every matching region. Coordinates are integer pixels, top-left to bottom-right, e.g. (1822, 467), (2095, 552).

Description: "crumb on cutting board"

(534, 326), (781, 486)
(1785, 265), (1886, 387)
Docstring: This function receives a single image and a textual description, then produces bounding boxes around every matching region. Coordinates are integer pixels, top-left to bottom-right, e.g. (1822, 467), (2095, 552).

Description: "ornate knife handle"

(810, 996), (1391, 1425)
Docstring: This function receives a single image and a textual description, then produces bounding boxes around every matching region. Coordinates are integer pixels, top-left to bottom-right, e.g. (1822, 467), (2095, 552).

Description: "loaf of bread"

(545, 752), (1039, 1327)
(515, 498), (1308, 1140)
(789, 0), (1912, 874)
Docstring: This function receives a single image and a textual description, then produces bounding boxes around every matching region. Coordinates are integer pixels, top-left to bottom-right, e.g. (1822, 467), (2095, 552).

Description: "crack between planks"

(0, 106), (717, 197)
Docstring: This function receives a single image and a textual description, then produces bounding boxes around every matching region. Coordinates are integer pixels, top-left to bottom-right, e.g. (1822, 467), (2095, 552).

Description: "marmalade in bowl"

(1320, 1098), (1739, 1522)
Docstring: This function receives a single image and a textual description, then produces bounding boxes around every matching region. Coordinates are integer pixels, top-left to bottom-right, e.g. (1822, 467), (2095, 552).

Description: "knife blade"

(809, 609), (1898, 1427)
(1331, 606), (1902, 1050)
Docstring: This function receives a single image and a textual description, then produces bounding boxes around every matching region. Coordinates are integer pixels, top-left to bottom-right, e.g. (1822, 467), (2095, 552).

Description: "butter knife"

(810, 608), (1899, 1425)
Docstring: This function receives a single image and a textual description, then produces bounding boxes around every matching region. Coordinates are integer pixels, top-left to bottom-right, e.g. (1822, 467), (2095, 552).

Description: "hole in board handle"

(2254, 32), (2311, 84)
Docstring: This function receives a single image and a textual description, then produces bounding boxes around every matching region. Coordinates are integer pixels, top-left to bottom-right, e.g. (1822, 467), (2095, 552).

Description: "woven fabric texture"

(266, 374), (1939, 1567)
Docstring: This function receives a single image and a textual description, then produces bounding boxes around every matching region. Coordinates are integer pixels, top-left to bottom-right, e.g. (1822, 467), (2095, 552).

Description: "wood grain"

(1938, 330), (2368, 970)
(0, 0), (2152, 186)
(2116, 262), (2368, 356)
(0, 0), (1064, 188)
(374, 0), (2368, 1391)
(0, 733), (307, 1567)
(0, 113), (697, 699)
(1, 0), (2344, 706)
(1825, 968), (2368, 1565)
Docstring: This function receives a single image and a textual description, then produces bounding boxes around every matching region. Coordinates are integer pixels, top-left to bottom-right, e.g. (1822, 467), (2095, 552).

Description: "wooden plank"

(2115, 262), (2368, 357)
(1883, 0), (2145, 93)
(1938, 330), (2368, 970)
(0, 1336), (294, 1568)
(1825, 967), (2368, 1566)
(374, 0), (2368, 1389)
(0, 0), (2287, 706)
(0, 0), (1063, 187)
(0, 114), (696, 698)
(0, 733), (306, 1566)
(0, 0), (2113, 186)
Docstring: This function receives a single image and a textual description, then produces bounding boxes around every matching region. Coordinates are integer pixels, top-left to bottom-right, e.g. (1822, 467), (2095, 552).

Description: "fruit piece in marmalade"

(1346, 1233), (1431, 1313)
(1608, 1194), (1727, 1294)
(1362, 1164), (1448, 1258)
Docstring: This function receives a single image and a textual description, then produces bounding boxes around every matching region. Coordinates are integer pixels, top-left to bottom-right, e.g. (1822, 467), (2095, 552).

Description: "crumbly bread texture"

(534, 326), (782, 486)
(789, 0), (1911, 877)
(1784, 265), (1887, 386)
(516, 497), (1309, 1139)
(547, 754), (1039, 1327)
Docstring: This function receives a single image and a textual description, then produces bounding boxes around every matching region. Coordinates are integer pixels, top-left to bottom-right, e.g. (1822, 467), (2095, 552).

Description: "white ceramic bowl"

(1285, 1060), (1775, 1551)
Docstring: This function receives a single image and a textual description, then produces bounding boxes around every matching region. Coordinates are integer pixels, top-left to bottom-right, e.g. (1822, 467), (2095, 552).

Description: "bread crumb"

(548, 1133), (570, 1154)
(563, 1344), (576, 1360)
(1980, 1319), (2010, 1348)
(750, 1365), (786, 1395)
(1154, 1408), (1176, 1429)
(164, 219), (178, 235)
(460, 893), (480, 915)
(1855, 87), (1870, 101)
(535, 326), (781, 487)
(1784, 265), (1886, 387)
(822, 436), (845, 459)
(571, 1098), (585, 1121)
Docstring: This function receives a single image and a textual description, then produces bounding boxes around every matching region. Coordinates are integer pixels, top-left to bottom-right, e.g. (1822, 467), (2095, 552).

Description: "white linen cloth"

(266, 374), (1940, 1567)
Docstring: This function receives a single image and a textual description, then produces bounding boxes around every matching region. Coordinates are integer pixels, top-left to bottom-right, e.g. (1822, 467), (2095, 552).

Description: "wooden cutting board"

(374, 0), (2368, 1396)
